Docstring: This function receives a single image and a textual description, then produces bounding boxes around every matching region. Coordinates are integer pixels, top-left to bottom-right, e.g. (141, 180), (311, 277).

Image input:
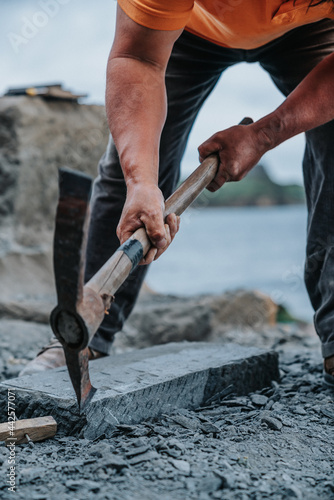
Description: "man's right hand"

(116, 183), (180, 265)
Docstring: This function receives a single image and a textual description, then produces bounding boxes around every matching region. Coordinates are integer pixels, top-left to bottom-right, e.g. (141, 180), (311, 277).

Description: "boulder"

(112, 290), (279, 351)
(208, 289), (278, 327)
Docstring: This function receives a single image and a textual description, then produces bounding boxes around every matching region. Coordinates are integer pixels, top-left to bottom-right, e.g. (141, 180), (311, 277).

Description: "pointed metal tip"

(79, 386), (97, 413)
(63, 348), (97, 413)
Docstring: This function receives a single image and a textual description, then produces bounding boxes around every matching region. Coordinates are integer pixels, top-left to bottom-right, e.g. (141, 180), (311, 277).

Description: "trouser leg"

(85, 31), (238, 354)
(258, 20), (334, 357)
(303, 123), (334, 358)
(84, 139), (148, 354)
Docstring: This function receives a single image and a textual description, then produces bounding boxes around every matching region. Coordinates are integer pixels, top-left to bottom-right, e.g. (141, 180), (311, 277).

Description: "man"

(21, 0), (334, 385)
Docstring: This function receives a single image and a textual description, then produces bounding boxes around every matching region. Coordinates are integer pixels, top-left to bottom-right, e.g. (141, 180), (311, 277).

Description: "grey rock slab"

(97, 455), (128, 471)
(200, 421), (220, 434)
(128, 450), (159, 465)
(125, 445), (150, 457)
(168, 414), (200, 431)
(0, 342), (279, 439)
(251, 394), (269, 407)
(169, 458), (191, 474)
(293, 406), (307, 416)
(65, 479), (101, 492)
(261, 415), (283, 431)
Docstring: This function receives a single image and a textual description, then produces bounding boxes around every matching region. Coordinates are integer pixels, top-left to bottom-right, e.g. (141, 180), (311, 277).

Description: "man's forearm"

(198, 52), (334, 192)
(253, 52), (334, 152)
(103, 6), (183, 258)
(106, 55), (167, 187)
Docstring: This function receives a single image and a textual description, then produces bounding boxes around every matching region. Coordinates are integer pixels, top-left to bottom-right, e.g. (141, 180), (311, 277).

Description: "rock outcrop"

(0, 95), (109, 305)
(0, 95), (109, 245)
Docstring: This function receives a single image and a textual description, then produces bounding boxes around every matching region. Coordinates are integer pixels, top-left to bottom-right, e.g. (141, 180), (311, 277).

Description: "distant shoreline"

(194, 198), (305, 208)
(188, 163), (305, 208)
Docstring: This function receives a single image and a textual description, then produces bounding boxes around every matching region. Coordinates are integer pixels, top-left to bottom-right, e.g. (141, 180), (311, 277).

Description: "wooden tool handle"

(164, 155), (218, 217)
(86, 117), (253, 312)
(0, 416), (57, 444)
(86, 154), (218, 300)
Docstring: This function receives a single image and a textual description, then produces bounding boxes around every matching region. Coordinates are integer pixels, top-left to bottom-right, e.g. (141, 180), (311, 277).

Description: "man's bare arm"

(106, 6), (183, 263)
(198, 52), (334, 191)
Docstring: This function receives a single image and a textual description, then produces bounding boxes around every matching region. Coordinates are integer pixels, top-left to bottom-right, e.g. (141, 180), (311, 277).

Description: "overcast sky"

(1, 0), (306, 184)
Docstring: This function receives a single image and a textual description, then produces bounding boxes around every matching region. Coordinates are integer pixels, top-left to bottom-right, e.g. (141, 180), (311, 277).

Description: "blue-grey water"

(146, 205), (313, 321)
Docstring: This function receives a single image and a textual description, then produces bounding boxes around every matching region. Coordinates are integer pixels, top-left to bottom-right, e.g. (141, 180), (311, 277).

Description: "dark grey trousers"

(85, 20), (334, 359)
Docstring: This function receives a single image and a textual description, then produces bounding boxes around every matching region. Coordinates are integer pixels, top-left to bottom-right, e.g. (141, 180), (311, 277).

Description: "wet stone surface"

(0, 347), (333, 499)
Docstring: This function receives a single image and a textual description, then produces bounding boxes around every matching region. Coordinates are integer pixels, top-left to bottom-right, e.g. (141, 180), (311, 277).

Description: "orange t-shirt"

(118, 0), (334, 49)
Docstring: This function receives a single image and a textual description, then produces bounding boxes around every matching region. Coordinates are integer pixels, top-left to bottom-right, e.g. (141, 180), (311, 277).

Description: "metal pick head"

(50, 309), (97, 412)
(53, 168), (93, 328)
(51, 167), (96, 411)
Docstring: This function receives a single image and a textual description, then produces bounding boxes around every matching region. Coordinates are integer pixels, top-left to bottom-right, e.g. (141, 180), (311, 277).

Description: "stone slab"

(0, 342), (279, 439)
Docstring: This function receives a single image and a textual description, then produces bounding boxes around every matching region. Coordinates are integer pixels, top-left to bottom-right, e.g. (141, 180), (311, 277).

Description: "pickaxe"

(50, 118), (253, 412)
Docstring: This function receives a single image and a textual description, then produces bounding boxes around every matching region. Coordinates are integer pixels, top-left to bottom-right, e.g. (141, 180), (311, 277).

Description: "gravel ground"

(0, 320), (333, 499)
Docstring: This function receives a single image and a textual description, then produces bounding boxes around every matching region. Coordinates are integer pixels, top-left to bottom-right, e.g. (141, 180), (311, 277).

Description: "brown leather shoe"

(324, 355), (334, 388)
(19, 338), (106, 377)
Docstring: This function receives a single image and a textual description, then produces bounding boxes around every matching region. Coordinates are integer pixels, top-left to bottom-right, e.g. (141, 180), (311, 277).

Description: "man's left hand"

(198, 123), (267, 192)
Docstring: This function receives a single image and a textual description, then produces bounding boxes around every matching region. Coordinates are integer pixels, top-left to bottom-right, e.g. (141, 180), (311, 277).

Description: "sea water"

(146, 205), (313, 321)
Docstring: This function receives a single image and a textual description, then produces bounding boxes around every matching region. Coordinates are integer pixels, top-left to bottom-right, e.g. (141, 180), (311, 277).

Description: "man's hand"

(117, 183), (180, 265)
(198, 123), (267, 192)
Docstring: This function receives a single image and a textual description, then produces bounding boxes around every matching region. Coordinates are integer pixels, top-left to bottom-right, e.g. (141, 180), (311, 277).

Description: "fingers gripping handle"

(119, 239), (144, 270)
(86, 226), (150, 301)
(164, 117), (253, 217)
